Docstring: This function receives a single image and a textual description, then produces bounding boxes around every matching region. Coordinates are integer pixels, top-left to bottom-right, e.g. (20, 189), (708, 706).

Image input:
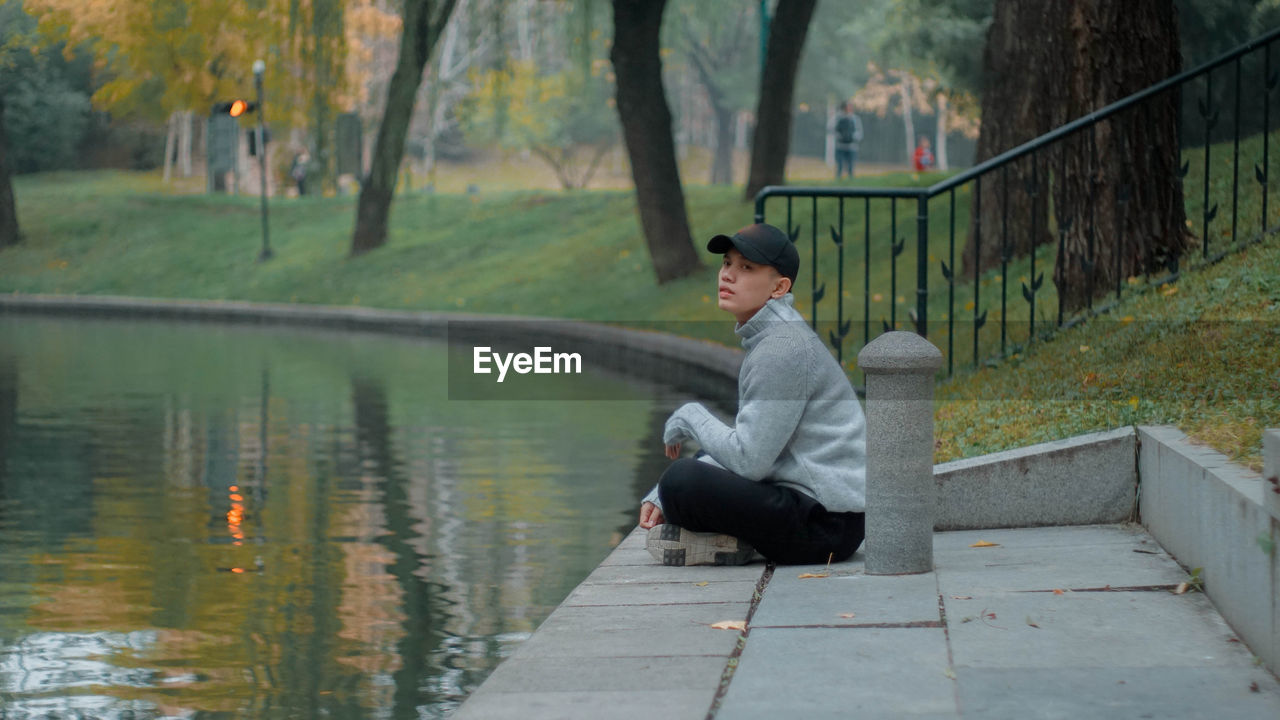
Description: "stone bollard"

(857, 331), (943, 575)
(1265, 429), (1280, 520)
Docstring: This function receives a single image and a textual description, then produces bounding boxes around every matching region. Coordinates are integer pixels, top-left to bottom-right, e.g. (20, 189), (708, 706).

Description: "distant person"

(831, 101), (863, 179)
(291, 151), (310, 196)
(912, 136), (934, 173)
(638, 223), (867, 566)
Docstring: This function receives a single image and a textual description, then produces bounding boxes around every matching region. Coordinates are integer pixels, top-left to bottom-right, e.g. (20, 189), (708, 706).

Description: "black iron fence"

(755, 28), (1280, 378)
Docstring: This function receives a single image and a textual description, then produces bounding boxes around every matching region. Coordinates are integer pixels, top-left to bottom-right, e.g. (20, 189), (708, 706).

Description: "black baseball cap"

(707, 223), (799, 283)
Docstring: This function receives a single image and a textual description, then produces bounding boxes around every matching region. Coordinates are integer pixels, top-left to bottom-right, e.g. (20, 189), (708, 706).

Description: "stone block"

(934, 427), (1136, 530)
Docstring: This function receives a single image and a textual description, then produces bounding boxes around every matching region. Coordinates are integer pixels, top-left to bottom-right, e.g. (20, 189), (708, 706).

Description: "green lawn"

(2, 149), (1277, 470)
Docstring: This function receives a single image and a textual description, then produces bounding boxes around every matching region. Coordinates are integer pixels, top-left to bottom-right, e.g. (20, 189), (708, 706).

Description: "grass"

(1, 140), (1276, 470)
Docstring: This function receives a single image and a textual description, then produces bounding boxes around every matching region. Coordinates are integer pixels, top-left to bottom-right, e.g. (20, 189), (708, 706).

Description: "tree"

(610, 0), (701, 283)
(672, 0), (755, 185)
(964, 0), (1186, 308)
(351, 0), (459, 256)
(0, 94), (18, 249)
(744, 0), (819, 200)
(962, 0), (1054, 277)
(461, 60), (616, 189)
(0, 0), (34, 249)
(1048, 0), (1186, 312)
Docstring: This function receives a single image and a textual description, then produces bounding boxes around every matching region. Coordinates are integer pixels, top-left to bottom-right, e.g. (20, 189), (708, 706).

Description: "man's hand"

(664, 442), (681, 460)
(639, 501), (665, 529)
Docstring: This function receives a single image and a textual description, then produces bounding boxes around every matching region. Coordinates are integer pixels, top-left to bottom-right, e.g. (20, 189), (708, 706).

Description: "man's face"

(717, 248), (791, 324)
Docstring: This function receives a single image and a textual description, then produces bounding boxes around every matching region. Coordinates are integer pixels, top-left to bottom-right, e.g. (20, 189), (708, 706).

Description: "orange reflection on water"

(226, 484), (245, 545)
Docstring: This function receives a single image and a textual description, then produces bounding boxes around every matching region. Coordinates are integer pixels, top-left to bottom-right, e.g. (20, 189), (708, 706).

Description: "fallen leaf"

(694, 581), (709, 587)
(1025, 616), (1040, 629)
(969, 540), (1000, 548)
(1052, 589), (1065, 595)
(838, 613), (856, 619)
(1174, 582), (1189, 594)
(798, 572), (830, 579)
(710, 620), (747, 631)
(951, 595), (973, 600)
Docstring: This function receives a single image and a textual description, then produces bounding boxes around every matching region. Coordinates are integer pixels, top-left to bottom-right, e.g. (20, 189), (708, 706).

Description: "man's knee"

(657, 458), (701, 502)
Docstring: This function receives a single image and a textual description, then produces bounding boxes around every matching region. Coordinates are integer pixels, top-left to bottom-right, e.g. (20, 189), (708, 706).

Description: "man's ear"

(773, 275), (792, 297)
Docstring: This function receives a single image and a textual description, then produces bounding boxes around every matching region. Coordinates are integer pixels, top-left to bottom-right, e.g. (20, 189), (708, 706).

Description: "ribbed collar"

(736, 293), (805, 351)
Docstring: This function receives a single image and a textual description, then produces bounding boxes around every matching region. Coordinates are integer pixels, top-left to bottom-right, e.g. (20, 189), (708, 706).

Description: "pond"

(0, 315), (707, 719)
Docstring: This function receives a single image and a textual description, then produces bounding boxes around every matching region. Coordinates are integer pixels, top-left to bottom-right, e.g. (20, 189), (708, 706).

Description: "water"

(0, 315), (703, 719)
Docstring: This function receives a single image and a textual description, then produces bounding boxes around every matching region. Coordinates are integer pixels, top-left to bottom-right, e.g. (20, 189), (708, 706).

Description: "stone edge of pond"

(0, 293), (742, 407)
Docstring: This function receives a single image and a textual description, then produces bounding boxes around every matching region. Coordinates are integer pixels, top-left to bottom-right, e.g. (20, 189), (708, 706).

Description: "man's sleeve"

(663, 336), (808, 480)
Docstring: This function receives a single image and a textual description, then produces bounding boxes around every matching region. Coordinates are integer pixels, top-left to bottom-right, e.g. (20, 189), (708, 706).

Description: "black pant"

(657, 458), (865, 565)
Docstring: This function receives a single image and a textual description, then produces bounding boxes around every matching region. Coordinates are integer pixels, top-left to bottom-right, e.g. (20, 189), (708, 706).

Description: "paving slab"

(943, 589), (1253, 669)
(934, 525), (1188, 594)
(955, 667), (1280, 720)
(581, 562), (765, 585)
(717, 627), (958, 720)
(452, 689), (717, 720)
(515, 602), (750, 658)
(751, 566), (940, 628)
(561, 579), (760, 607)
(475, 655), (729, 693)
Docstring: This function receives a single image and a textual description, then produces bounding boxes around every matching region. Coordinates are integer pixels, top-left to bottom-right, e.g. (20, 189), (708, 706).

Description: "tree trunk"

(710, 105), (735, 185)
(935, 93), (949, 171)
(902, 75), (916, 165)
(962, 0), (1055, 278)
(351, 0), (458, 256)
(743, 0), (818, 200)
(685, 40), (735, 186)
(1051, 0), (1186, 313)
(163, 112), (176, 183)
(178, 111), (193, 178)
(0, 95), (20, 249)
(610, 0), (701, 284)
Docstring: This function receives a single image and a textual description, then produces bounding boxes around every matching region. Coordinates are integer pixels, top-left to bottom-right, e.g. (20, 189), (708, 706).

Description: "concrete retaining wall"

(1138, 426), (1280, 673)
(0, 293), (743, 407)
(933, 427), (1138, 531)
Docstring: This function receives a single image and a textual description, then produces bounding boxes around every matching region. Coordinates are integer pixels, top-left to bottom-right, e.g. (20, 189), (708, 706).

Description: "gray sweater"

(645, 294), (866, 513)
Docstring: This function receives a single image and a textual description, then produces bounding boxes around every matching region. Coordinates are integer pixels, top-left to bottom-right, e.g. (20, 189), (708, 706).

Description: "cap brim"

(707, 233), (772, 264)
(707, 234), (735, 254)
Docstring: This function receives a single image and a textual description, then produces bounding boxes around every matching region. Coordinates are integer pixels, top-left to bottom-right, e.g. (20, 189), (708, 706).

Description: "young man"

(639, 223), (867, 566)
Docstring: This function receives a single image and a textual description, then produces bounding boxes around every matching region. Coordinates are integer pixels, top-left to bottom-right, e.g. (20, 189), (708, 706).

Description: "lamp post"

(253, 59), (272, 262)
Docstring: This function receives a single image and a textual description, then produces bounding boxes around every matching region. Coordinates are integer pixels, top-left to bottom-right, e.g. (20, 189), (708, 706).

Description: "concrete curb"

(0, 293), (743, 406)
(934, 427), (1138, 531)
(1138, 426), (1279, 674)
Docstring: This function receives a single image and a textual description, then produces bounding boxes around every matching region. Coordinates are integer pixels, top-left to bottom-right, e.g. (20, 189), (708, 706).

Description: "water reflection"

(0, 316), (710, 718)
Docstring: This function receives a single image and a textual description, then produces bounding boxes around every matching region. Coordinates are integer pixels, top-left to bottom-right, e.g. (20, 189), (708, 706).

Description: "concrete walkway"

(455, 523), (1280, 719)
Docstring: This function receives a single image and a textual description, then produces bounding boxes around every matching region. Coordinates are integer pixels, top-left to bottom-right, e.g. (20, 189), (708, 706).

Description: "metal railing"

(755, 27), (1280, 376)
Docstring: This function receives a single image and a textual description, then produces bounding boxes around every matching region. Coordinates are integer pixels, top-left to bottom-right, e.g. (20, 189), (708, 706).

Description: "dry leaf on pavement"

(797, 572), (830, 579)
(710, 620), (747, 631)
(969, 540), (1000, 548)
(694, 581), (709, 587)
(838, 613), (856, 618)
